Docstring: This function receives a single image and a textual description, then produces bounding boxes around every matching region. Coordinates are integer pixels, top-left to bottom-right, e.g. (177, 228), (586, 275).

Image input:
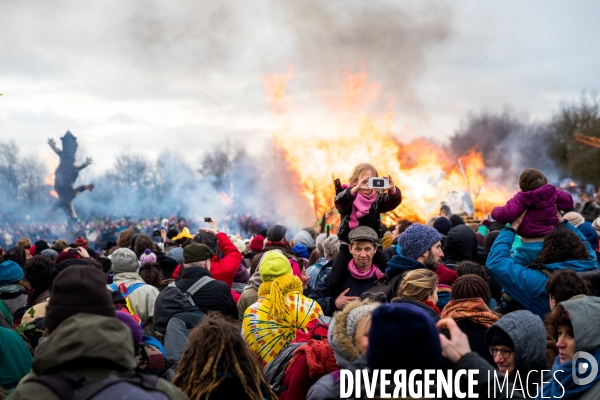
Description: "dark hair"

(545, 269), (591, 304)
(307, 248), (320, 266)
(533, 227), (589, 265)
(194, 231), (219, 254)
(84, 258), (104, 271)
(117, 228), (135, 248)
(519, 168), (548, 192)
(546, 304), (574, 340)
(173, 313), (277, 400)
(138, 262), (165, 291)
(4, 246), (27, 267)
(23, 255), (55, 291)
(133, 234), (155, 255)
(96, 257), (112, 274)
(456, 261), (489, 281)
(397, 219), (413, 235)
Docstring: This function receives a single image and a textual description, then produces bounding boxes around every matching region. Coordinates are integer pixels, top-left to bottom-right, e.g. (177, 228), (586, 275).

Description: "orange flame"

(267, 68), (511, 224)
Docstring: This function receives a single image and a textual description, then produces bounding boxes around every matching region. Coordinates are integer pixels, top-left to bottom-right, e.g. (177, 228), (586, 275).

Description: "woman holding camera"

(327, 163), (402, 300)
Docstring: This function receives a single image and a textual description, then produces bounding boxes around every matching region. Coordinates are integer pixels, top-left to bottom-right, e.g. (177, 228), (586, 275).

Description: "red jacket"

(210, 232), (243, 287)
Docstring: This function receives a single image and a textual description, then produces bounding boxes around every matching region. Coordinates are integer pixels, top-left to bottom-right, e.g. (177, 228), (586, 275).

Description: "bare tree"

(198, 140), (246, 187)
(0, 141), (21, 198)
(106, 152), (153, 192)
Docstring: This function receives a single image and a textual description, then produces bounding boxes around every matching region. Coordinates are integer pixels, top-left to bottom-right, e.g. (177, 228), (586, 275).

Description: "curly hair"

(396, 269), (438, 301)
(173, 313), (277, 400)
(456, 261), (489, 281)
(546, 304), (574, 341)
(4, 246), (27, 267)
(23, 255), (55, 291)
(133, 234), (156, 254)
(533, 227), (589, 266)
(193, 231), (219, 254)
(139, 262), (165, 291)
(545, 269), (591, 304)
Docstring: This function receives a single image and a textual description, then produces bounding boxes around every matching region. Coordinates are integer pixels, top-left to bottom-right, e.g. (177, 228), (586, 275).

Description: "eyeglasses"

(489, 347), (514, 359)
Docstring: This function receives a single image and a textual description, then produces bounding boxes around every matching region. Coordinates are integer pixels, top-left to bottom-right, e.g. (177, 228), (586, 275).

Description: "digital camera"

(368, 177), (389, 189)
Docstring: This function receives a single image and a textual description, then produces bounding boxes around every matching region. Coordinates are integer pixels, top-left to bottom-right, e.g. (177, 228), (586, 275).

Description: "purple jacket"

(491, 184), (573, 238)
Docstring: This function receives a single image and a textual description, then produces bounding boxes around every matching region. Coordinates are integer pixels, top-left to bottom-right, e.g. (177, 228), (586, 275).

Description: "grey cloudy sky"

(1, 0), (599, 174)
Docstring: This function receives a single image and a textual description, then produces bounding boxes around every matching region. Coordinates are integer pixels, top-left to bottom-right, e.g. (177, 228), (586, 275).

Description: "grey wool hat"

(111, 248), (139, 273)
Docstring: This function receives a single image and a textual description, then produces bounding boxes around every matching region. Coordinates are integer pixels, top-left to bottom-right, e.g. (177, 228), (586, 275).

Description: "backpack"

(0, 299), (15, 327)
(359, 273), (405, 303)
(109, 282), (146, 327)
(167, 275), (214, 306)
(29, 373), (169, 400)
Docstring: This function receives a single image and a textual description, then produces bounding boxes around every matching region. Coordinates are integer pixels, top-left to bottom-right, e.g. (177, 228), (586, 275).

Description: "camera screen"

(372, 179), (384, 187)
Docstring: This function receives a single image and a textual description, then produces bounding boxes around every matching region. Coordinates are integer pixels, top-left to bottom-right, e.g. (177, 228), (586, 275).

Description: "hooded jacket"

(386, 253), (456, 288)
(335, 187), (401, 244)
(8, 314), (186, 400)
(237, 268), (262, 323)
(109, 272), (159, 336)
(485, 310), (548, 397)
(443, 225), (479, 267)
(491, 184), (573, 238)
(539, 296), (600, 400)
(486, 221), (599, 317)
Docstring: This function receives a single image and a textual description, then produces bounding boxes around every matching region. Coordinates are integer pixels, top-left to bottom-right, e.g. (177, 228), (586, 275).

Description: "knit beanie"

(450, 215), (465, 227)
(116, 310), (143, 348)
(74, 237), (89, 249)
(166, 229), (180, 240)
(259, 251), (292, 282)
(41, 248), (58, 261)
(293, 230), (314, 249)
(346, 304), (377, 340)
(183, 243), (214, 264)
(451, 274), (491, 305)
(250, 235), (265, 253)
(490, 328), (514, 349)
(564, 212), (585, 227)
(397, 224), (442, 261)
(45, 265), (115, 331)
(367, 303), (441, 371)
(433, 217), (452, 236)
(0, 260), (24, 285)
(578, 222), (599, 251)
(166, 247), (184, 264)
(111, 248), (140, 273)
(55, 250), (80, 265)
(230, 236), (246, 253)
(139, 248), (157, 265)
(267, 224), (287, 242)
(292, 244), (309, 259)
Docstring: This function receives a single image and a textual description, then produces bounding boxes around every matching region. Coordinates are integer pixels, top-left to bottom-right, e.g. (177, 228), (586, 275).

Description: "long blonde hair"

(349, 163), (378, 186)
(396, 269), (438, 301)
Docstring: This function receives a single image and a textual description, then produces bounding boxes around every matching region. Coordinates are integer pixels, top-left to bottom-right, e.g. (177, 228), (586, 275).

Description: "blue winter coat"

(486, 220), (599, 317)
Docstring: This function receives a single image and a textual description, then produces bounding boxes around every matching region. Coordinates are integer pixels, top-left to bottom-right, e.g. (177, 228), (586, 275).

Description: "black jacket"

(309, 272), (379, 316)
(456, 319), (496, 366)
(443, 224), (480, 267)
(175, 267), (238, 319)
(335, 187), (401, 243)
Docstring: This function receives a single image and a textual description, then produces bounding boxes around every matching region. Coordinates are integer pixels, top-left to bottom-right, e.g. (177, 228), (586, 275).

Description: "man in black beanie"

(249, 224), (300, 275)
(12, 265), (187, 399)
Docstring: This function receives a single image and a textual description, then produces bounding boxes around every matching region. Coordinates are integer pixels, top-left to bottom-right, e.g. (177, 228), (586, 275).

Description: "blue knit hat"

(0, 260), (25, 285)
(397, 224), (442, 260)
(367, 303), (441, 370)
(292, 244), (309, 259)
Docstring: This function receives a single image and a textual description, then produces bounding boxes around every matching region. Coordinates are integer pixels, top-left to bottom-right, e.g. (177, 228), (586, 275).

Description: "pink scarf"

(349, 190), (378, 229)
(348, 259), (384, 280)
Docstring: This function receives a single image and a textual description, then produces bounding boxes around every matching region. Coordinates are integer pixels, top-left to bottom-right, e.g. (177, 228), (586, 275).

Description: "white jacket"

(108, 272), (159, 336)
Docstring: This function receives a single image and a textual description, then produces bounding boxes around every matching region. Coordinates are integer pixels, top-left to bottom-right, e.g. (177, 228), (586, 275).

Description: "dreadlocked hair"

(173, 313), (277, 400)
(533, 226), (589, 266)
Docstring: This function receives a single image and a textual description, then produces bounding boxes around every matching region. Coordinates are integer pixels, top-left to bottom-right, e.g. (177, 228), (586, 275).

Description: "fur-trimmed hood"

(328, 299), (377, 368)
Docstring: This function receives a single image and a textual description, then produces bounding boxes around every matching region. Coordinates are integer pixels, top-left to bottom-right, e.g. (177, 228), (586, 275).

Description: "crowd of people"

(1, 163), (600, 399)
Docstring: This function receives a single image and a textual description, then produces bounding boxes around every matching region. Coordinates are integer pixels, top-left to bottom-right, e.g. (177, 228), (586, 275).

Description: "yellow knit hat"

(258, 251), (292, 282)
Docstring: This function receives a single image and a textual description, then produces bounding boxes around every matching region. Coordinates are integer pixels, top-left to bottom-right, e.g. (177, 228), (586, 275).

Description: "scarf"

(258, 274), (304, 319)
(265, 241), (289, 249)
(348, 260), (384, 280)
(349, 191), (378, 229)
(441, 298), (499, 328)
(285, 339), (339, 379)
(0, 284), (25, 296)
(421, 300), (441, 316)
(538, 349), (600, 399)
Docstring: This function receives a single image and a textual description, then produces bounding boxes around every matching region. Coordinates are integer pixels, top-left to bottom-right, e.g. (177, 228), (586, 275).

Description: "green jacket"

(7, 313), (187, 400)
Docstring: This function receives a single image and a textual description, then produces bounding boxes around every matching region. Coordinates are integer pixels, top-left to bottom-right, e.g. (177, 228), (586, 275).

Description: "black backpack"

(29, 373), (169, 400)
(359, 273), (404, 303)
